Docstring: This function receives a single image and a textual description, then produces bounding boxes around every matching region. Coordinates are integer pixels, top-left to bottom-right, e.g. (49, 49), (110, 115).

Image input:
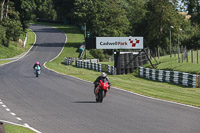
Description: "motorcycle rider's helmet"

(36, 62), (40, 65)
(101, 72), (107, 78)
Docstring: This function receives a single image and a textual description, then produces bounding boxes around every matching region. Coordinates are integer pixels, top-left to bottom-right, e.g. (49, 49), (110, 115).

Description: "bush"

(0, 25), (8, 47)
(1, 19), (23, 45)
(90, 49), (105, 61)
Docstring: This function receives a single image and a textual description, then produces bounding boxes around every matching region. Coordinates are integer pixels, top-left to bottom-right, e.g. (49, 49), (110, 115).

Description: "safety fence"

(139, 67), (199, 88)
(64, 57), (116, 75)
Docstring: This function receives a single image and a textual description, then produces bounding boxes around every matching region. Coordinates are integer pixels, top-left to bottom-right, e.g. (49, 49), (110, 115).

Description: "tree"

(1, 0), (6, 20)
(5, 0), (9, 18)
(0, 1), (23, 47)
(2, 18), (23, 42)
(53, 0), (74, 22)
(13, 0), (57, 30)
(183, 0), (200, 24)
(181, 23), (200, 49)
(0, 24), (7, 46)
(72, 0), (130, 37)
(72, 0), (130, 60)
(34, 0), (57, 20)
(12, 0), (36, 30)
(136, 0), (186, 51)
(122, 0), (147, 35)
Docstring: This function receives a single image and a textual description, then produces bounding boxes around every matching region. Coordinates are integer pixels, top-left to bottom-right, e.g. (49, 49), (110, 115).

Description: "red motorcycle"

(95, 79), (109, 103)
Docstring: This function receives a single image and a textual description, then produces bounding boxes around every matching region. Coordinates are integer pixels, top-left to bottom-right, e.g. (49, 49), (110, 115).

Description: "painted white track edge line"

(0, 120), (42, 133)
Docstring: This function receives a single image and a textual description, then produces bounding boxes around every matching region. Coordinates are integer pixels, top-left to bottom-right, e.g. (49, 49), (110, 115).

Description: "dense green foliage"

(0, 25), (7, 46)
(0, 0), (56, 47)
(34, 0), (57, 20)
(183, 0), (200, 24)
(0, 0), (199, 58)
(181, 0), (200, 49)
(0, 0), (23, 47)
(72, 0), (130, 37)
(140, 0), (184, 49)
(53, 0), (73, 22)
(0, 29), (35, 59)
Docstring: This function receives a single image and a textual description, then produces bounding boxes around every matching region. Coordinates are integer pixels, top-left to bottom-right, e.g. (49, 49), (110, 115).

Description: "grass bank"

(4, 124), (36, 133)
(0, 29), (35, 65)
(151, 54), (200, 74)
(0, 60), (11, 65)
(41, 22), (200, 107)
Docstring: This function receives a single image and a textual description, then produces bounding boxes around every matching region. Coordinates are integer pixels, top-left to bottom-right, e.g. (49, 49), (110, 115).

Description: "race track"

(0, 24), (200, 133)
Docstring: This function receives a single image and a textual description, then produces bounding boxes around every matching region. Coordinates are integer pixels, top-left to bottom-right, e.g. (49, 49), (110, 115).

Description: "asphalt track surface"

(0, 25), (200, 133)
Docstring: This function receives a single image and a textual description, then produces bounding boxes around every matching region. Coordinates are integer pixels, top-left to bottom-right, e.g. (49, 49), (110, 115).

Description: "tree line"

(0, 0), (200, 56)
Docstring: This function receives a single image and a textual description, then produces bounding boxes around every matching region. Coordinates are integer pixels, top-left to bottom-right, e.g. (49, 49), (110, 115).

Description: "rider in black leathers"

(33, 61), (41, 69)
(93, 72), (111, 95)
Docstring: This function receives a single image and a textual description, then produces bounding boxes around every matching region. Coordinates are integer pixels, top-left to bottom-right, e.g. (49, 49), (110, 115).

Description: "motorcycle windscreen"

(101, 78), (107, 83)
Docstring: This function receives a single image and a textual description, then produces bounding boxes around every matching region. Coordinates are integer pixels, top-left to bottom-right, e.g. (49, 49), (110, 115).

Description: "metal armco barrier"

(139, 67), (198, 88)
(0, 122), (5, 133)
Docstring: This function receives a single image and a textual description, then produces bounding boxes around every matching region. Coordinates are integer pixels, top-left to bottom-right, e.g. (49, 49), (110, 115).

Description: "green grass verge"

(0, 60), (11, 65)
(99, 61), (114, 66)
(42, 22), (200, 107)
(4, 124), (36, 133)
(0, 29), (35, 64)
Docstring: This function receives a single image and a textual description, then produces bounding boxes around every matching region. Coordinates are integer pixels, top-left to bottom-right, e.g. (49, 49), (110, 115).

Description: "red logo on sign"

(129, 39), (140, 47)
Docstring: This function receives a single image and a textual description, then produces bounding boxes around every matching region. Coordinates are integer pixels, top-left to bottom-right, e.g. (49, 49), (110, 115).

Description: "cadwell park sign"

(96, 37), (143, 49)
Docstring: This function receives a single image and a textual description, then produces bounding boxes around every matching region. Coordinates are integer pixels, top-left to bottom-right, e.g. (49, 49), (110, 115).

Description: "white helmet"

(101, 72), (107, 78)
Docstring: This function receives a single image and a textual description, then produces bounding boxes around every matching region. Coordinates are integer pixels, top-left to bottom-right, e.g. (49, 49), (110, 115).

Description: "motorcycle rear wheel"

(36, 72), (39, 77)
(96, 98), (99, 102)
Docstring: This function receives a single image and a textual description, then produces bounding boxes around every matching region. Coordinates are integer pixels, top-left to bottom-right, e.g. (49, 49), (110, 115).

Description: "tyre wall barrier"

(64, 57), (73, 65)
(139, 67), (199, 88)
(74, 60), (116, 75)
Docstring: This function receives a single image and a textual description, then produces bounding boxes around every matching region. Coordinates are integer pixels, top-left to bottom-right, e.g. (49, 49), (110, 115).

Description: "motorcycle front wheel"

(99, 90), (105, 103)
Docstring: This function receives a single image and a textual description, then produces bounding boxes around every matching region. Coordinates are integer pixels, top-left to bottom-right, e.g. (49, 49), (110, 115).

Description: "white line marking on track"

(10, 112), (16, 116)
(24, 123), (30, 127)
(16, 117), (22, 121)
(0, 120), (42, 133)
(6, 108), (10, 111)
(0, 26), (44, 133)
(2, 104), (7, 108)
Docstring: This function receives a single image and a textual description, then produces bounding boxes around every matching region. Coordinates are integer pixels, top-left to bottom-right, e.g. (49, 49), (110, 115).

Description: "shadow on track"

(72, 101), (97, 103)
(34, 42), (65, 47)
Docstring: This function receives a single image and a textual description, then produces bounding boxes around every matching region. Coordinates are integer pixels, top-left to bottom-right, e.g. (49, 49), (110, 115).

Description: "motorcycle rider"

(93, 72), (111, 95)
(33, 61), (41, 68)
(33, 61), (41, 70)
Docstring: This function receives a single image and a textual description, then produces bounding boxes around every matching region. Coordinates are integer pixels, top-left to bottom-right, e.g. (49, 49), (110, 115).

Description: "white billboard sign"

(96, 37), (143, 49)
